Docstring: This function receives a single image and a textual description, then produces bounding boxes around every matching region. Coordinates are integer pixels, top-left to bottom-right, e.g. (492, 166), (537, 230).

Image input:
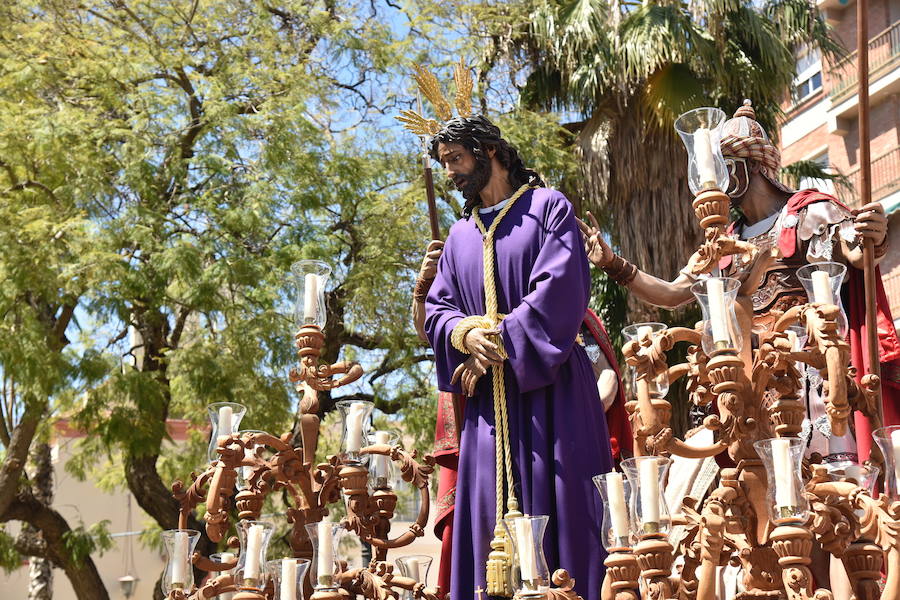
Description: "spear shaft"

(857, 0), (883, 428)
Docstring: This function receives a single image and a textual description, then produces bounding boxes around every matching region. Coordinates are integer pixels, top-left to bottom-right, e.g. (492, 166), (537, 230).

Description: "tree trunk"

(27, 443), (54, 600)
(0, 399), (44, 517)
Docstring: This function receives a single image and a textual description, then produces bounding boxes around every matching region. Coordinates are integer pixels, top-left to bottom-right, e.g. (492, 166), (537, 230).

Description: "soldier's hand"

(577, 212), (614, 268)
(852, 202), (887, 247)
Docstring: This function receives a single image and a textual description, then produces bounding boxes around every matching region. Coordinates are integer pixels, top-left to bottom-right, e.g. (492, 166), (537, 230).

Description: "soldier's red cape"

(582, 308), (632, 459)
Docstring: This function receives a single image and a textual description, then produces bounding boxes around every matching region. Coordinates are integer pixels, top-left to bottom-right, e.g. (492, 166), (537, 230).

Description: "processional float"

(595, 106), (896, 600)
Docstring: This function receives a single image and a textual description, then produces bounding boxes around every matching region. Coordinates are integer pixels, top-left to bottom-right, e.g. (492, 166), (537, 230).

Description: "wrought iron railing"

(837, 145), (900, 207)
(828, 20), (900, 100)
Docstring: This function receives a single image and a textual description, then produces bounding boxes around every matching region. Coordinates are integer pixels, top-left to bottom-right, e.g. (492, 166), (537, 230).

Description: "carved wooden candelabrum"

(162, 258), (450, 600)
(596, 107), (894, 600)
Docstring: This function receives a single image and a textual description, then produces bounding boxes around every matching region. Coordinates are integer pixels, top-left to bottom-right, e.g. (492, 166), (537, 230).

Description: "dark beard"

(457, 156), (492, 208)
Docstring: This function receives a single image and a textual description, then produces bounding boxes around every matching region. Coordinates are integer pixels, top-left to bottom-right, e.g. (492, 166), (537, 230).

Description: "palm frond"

(780, 159), (853, 194)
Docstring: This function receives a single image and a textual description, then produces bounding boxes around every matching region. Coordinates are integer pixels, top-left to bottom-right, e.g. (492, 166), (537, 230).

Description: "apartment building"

(777, 0), (900, 320)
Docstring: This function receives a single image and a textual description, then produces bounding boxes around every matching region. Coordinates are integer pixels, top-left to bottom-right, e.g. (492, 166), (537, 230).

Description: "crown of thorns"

(395, 59), (473, 136)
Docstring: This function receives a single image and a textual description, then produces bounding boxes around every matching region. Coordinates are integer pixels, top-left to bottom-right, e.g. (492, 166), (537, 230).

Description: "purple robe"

(425, 188), (613, 600)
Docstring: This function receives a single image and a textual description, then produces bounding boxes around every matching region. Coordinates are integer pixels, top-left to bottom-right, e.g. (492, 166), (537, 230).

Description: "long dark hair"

(429, 115), (545, 217)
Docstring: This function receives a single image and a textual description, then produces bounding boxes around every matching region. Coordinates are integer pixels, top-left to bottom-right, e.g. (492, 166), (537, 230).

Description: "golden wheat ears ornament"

(395, 59), (473, 136)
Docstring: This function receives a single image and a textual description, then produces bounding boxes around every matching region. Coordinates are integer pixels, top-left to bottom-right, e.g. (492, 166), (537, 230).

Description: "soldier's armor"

(723, 198), (856, 334)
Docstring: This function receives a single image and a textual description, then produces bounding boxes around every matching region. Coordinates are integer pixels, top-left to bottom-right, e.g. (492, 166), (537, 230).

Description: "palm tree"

(505, 0), (841, 318)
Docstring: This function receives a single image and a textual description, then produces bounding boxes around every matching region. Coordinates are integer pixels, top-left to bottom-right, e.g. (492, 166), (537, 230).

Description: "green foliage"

(781, 159), (852, 195)
(62, 520), (114, 567)
(0, 527), (22, 574)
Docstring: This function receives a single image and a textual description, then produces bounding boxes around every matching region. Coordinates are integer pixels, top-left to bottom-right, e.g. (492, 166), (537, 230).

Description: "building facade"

(777, 0), (900, 319)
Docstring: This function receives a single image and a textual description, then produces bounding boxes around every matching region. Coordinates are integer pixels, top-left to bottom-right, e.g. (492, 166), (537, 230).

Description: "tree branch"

(6, 180), (60, 204)
(0, 398), (45, 518)
(342, 330), (385, 350)
(2, 491), (110, 600)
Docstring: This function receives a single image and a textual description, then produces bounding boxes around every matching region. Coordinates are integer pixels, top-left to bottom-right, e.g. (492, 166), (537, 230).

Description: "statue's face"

(437, 141), (491, 201)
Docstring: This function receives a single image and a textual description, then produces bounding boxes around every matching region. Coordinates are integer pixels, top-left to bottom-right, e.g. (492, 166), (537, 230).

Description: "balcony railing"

(828, 20), (900, 100)
(838, 145), (900, 207)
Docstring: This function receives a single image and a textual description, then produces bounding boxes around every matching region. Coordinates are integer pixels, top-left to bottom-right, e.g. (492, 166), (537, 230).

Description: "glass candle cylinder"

(304, 522), (346, 590)
(593, 472), (635, 550)
(796, 262), (848, 336)
(368, 430), (399, 489)
(266, 558), (311, 600)
(622, 323), (669, 397)
(207, 402), (247, 462)
(874, 426), (900, 499)
(691, 277), (743, 354)
(234, 521), (275, 591)
(824, 462), (880, 495)
(161, 529), (201, 595)
(621, 456), (673, 536)
(753, 438), (810, 524)
(210, 552), (237, 600)
(674, 107), (730, 194)
(235, 430), (268, 490)
(503, 515), (551, 597)
(291, 260), (331, 331)
(337, 400), (375, 465)
(395, 555), (433, 600)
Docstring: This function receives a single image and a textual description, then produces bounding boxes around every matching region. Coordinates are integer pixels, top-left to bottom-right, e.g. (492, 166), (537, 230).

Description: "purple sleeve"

(501, 194), (590, 393)
(424, 232), (466, 394)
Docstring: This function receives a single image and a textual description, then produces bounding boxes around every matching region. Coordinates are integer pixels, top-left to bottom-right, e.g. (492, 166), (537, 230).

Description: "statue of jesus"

(424, 114), (613, 600)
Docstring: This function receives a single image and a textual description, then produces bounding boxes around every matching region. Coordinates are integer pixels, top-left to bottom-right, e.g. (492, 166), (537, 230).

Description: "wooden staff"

(423, 149), (440, 240)
(857, 0), (883, 427)
(417, 92), (441, 240)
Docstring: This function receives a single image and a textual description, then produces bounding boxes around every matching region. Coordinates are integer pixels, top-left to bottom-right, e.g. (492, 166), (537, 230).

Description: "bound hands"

(852, 202), (887, 247)
(451, 327), (503, 396)
(577, 211), (614, 268)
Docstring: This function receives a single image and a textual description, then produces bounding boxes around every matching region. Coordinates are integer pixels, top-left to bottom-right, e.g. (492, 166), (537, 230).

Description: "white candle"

(842, 465), (863, 484)
(407, 558), (421, 583)
(317, 521), (333, 584)
(811, 270), (833, 305)
(219, 551), (235, 568)
(281, 558), (298, 600)
(637, 325), (652, 342)
(605, 472), (630, 539)
(695, 127), (717, 185)
(372, 430), (391, 483)
(219, 552), (235, 600)
(772, 439), (797, 508)
(244, 524), (264, 580)
(639, 459), (660, 525)
(303, 273), (318, 322)
(706, 278), (730, 346)
(345, 402), (367, 453)
(171, 531), (189, 586)
(890, 431), (900, 493)
(217, 406), (233, 441)
(515, 518), (537, 582)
